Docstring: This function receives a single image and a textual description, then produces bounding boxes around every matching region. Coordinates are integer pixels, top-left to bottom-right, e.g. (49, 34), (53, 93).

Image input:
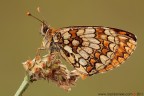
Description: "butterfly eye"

(41, 23), (49, 36)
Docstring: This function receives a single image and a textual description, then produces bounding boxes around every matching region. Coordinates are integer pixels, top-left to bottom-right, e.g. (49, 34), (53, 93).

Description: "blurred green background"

(0, 0), (143, 96)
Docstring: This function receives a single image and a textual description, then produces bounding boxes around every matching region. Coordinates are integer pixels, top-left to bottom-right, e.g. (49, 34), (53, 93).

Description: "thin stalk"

(14, 75), (30, 96)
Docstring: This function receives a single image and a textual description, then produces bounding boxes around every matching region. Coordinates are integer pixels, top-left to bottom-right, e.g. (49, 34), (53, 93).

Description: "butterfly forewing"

(53, 26), (137, 76)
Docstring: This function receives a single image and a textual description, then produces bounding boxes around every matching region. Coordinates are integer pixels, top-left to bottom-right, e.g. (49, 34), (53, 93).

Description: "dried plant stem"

(14, 75), (29, 96)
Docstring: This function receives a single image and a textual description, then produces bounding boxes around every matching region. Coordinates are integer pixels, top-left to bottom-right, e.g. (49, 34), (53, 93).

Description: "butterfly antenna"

(37, 7), (47, 24)
(27, 12), (46, 25)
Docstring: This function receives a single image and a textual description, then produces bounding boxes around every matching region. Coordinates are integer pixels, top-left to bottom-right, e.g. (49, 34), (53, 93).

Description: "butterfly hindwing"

(53, 26), (137, 76)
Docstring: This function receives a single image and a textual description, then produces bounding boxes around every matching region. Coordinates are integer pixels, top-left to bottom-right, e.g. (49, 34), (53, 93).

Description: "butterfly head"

(40, 22), (50, 36)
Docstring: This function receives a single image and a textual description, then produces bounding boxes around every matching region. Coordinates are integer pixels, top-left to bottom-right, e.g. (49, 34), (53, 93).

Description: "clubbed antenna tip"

(26, 12), (31, 16)
(26, 11), (45, 24)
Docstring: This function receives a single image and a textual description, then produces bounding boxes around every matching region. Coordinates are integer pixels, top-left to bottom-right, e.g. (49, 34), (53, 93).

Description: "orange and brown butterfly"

(27, 12), (137, 77)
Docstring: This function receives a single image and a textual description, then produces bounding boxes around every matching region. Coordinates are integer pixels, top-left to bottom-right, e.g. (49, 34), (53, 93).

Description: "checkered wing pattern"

(53, 26), (137, 76)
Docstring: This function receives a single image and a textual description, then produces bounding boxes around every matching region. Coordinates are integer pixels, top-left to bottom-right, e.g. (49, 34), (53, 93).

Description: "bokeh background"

(0, 0), (143, 96)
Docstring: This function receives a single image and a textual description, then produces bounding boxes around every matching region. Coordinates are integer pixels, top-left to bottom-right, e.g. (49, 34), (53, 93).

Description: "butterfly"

(41, 25), (137, 76)
(27, 13), (137, 76)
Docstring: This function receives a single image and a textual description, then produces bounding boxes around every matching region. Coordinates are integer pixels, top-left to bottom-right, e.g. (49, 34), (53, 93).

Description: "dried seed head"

(23, 54), (80, 91)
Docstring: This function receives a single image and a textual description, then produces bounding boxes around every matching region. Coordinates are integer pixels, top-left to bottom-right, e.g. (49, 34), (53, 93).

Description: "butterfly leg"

(35, 42), (47, 56)
(36, 47), (46, 54)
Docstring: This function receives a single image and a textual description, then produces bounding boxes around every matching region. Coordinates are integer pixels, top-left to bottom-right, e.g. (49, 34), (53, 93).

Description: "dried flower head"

(23, 54), (80, 91)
